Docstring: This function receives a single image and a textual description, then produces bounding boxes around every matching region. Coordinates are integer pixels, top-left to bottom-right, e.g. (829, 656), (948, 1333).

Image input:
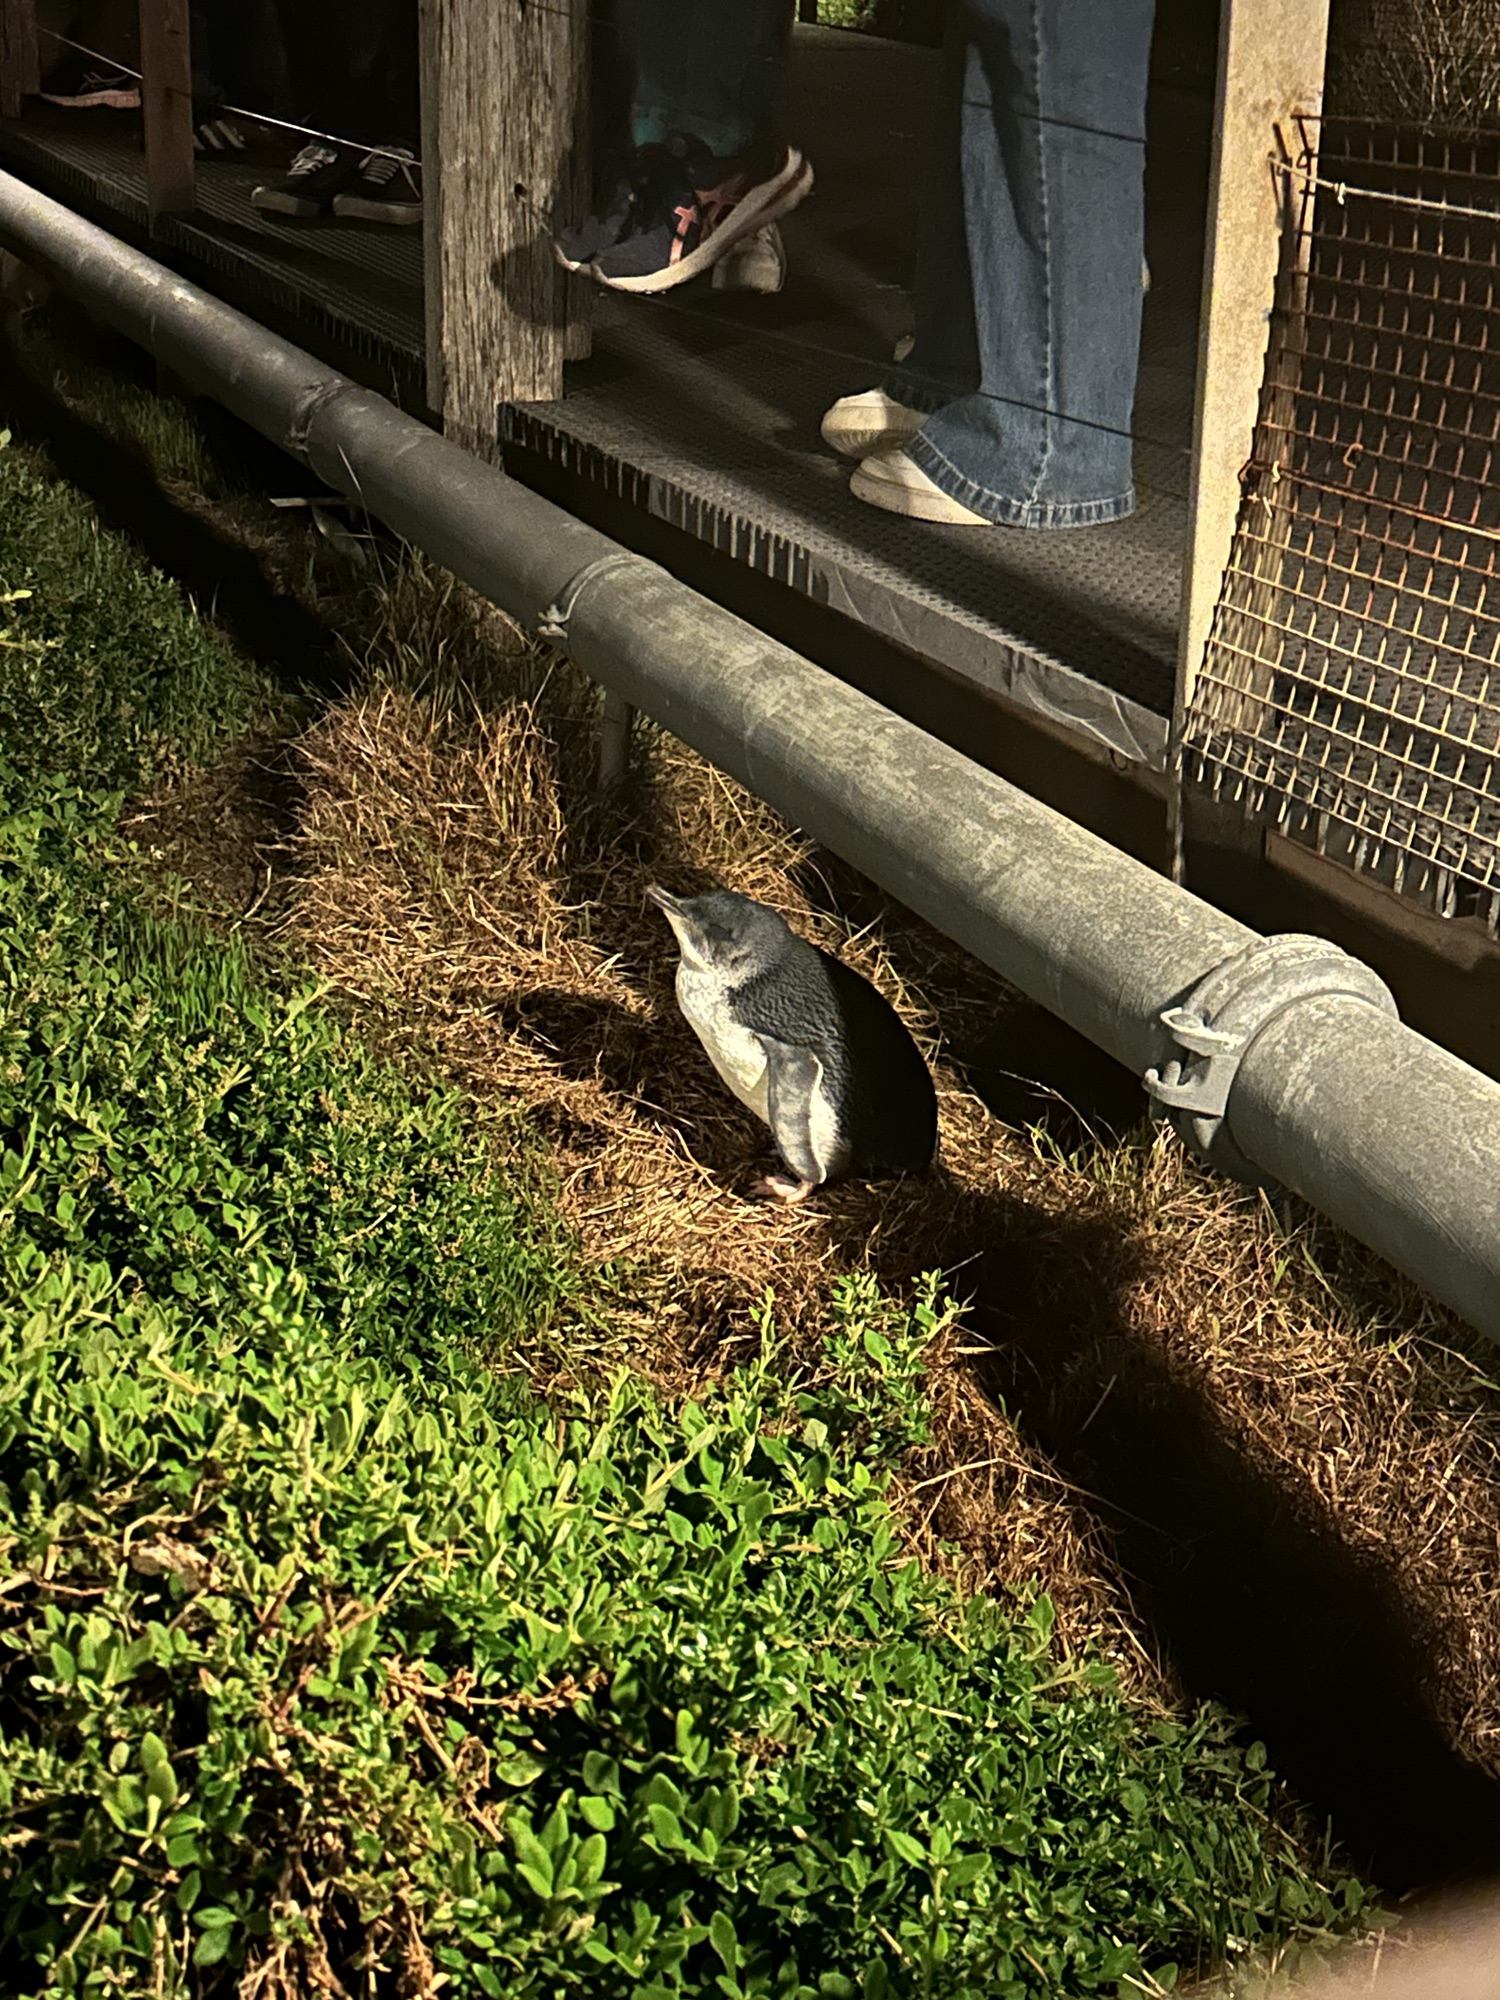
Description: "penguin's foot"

(758, 1172), (819, 1205)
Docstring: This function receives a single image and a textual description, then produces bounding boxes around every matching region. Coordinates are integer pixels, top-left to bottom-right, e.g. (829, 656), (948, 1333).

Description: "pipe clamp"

(537, 550), (646, 644)
(1143, 934), (1398, 1182)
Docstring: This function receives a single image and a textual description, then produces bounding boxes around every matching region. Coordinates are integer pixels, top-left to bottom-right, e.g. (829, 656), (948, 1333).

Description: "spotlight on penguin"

(647, 884), (938, 1202)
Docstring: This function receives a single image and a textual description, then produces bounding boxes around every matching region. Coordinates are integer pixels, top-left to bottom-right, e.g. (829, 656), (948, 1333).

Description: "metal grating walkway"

(0, 27), (1210, 766)
(0, 105), (426, 401)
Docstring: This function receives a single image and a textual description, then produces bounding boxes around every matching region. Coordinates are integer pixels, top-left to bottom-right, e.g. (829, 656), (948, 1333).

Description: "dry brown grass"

(124, 544), (1500, 1815)
(1329, 0), (1500, 131)
(980, 1135), (1500, 1763)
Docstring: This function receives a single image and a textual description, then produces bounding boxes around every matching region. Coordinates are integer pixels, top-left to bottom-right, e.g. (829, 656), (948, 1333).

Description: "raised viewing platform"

(0, 25), (1210, 778)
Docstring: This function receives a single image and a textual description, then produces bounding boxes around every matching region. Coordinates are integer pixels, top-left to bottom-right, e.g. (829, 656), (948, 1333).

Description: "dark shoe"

(330, 147), (422, 225)
(193, 91), (248, 154)
(590, 139), (813, 295)
(553, 165), (636, 273)
(250, 143), (360, 219)
(37, 57), (140, 109)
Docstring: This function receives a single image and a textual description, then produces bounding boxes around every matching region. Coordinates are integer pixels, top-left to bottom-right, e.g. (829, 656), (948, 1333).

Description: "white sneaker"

(820, 388), (924, 460)
(712, 221), (786, 293)
(849, 448), (991, 524)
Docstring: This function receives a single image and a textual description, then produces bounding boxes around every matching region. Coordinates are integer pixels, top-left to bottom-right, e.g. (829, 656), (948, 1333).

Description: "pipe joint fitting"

(285, 377), (358, 464)
(1143, 934), (1398, 1184)
(536, 549), (653, 646)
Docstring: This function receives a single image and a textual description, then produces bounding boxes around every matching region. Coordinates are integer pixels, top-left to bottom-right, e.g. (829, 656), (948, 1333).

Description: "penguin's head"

(646, 885), (794, 979)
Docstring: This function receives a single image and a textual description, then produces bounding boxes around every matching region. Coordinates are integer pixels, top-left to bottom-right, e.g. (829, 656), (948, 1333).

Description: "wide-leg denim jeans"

(888, 0), (1155, 528)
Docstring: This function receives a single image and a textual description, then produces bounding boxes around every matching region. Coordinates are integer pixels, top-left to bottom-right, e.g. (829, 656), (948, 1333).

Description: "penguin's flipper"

(762, 1038), (851, 1190)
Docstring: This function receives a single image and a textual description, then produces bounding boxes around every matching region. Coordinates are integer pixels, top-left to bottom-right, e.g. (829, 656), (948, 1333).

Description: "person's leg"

(190, 0), (250, 148)
(252, 0), (387, 216)
(66, 0), (137, 67)
(573, 0), (811, 293)
(272, 0), (388, 143)
(616, 0), (792, 164)
(359, 0), (420, 149)
(885, 10), (981, 415)
(193, 0), (292, 119)
(881, 0), (1155, 528)
(329, 0), (422, 223)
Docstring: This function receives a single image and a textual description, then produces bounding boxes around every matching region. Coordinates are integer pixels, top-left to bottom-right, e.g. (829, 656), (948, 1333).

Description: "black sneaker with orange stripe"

(589, 135), (813, 295)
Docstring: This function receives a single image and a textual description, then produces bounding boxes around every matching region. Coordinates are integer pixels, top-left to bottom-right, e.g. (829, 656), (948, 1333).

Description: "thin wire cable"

(1272, 153), (1500, 228)
(35, 27), (420, 166)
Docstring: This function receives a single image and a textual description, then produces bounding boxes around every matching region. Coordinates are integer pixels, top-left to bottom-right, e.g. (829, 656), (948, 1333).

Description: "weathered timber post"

(0, 0), (39, 119)
(138, 0), (195, 222)
(1168, 0), (1328, 871)
(421, 0), (590, 460)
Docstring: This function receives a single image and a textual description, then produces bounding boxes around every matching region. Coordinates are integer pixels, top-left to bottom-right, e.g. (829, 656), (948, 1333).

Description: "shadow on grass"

(758, 854), (1500, 1888)
(0, 325), (352, 701)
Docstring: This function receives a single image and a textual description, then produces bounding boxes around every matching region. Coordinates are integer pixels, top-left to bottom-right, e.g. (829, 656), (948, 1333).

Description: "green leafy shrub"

(0, 1251), (1371, 2000)
(0, 793), (570, 1376)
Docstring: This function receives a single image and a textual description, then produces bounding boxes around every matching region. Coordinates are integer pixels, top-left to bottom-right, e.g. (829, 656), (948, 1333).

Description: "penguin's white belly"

(676, 967), (770, 1122)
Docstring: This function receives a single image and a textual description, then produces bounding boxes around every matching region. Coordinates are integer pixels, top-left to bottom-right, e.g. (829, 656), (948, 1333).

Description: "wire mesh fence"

(1182, 119), (1500, 926)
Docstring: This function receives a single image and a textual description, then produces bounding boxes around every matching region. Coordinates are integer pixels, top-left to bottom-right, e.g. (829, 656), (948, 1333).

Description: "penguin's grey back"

(732, 935), (936, 1178)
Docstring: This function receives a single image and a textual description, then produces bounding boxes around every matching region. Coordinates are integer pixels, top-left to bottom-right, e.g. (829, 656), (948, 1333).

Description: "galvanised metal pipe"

(4, 169), (1500, 1336)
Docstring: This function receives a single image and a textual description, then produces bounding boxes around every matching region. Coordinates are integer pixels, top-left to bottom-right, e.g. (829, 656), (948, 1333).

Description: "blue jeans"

(601, 0), (793, 163)
(888, 0), (1155, 528)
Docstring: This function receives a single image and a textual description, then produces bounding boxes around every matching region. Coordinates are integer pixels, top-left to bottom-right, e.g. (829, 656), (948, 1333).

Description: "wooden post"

(138, 0), (195, 222)
(421, 0), (589, 459)
(1169, 0), (1328, 872)
(1174, 0), (1329, 709)
(0, 0), (40, 120)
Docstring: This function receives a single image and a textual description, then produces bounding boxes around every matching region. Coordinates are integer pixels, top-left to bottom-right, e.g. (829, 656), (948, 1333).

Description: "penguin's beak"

(646, 884), (702, 960)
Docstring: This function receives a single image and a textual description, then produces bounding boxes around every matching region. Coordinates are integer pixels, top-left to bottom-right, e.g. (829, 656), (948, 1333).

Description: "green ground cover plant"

(0, 429), (269, 803)
(0, 802), (568, 1378)
(0, 416), (1376, 1995)
(1, 1217), (1372, 1998)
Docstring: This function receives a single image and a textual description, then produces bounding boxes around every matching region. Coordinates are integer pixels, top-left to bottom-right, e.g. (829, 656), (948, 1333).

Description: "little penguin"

(647, 884), (937, 1201)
